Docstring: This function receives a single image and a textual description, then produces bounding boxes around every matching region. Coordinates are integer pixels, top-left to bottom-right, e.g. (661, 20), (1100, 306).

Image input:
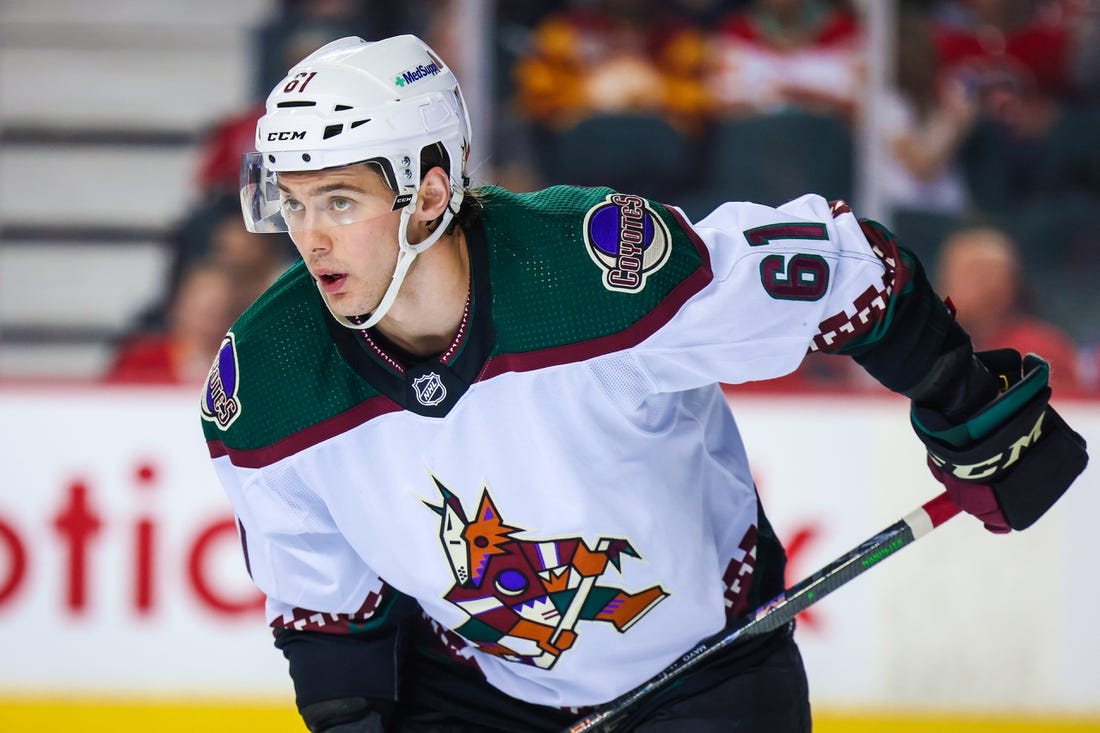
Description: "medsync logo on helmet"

(583, 194), (672, 293)
(394, 60), (442, 87)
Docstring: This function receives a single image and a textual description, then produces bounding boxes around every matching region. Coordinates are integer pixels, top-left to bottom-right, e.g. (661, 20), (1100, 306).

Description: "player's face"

(277, 165), (402, 320)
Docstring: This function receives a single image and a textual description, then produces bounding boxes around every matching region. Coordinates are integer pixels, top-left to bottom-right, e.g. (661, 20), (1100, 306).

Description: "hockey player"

(201, 35), (1088, 733)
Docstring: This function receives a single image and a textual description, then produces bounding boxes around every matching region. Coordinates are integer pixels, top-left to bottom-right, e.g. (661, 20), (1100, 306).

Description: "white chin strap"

(323, 186), (463, 331)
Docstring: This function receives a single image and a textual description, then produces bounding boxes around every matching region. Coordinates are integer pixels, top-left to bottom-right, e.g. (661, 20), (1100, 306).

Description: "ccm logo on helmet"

(267, 131), (307, 141)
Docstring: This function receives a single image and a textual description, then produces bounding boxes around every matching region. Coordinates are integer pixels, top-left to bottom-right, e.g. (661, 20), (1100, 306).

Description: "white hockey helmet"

(240, 35), (472, 328)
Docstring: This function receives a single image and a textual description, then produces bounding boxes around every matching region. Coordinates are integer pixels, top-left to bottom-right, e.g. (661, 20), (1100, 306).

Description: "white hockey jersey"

(201, 185), (902, 708)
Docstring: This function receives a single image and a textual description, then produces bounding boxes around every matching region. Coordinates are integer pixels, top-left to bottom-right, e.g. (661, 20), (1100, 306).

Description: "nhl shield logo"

(412, 371), (447, 407)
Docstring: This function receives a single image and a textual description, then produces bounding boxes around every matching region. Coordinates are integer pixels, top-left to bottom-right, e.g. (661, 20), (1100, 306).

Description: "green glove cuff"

(912, 350), (1049, 449)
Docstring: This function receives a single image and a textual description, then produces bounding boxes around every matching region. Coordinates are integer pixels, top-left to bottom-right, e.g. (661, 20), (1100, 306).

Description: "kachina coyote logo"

(424, 477), (667, 669)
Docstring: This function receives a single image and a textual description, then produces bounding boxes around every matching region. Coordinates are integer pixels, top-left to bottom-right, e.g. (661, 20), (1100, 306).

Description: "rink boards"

(0, 385), (1097, 730)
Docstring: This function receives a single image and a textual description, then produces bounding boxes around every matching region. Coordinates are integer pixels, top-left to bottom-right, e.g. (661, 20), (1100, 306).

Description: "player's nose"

(296, 224), (333, 254)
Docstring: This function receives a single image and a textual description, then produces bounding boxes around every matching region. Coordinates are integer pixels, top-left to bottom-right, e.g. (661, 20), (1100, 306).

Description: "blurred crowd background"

(2, 0), (1099, 395)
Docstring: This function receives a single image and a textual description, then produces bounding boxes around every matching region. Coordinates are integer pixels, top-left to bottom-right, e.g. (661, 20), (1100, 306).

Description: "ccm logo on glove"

(912, 349), (1088, 532)
(928, 409), (1046, 481)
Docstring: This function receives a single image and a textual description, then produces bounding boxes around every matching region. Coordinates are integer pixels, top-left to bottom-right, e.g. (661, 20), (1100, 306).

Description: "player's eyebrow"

(277, 181), (370, 197)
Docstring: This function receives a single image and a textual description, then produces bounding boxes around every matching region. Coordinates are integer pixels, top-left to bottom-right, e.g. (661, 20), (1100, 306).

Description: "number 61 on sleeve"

(744, 222), (830, 301)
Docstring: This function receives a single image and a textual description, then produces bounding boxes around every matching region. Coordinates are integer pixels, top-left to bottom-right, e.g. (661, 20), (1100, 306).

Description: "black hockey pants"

(397, 621), (811, 733)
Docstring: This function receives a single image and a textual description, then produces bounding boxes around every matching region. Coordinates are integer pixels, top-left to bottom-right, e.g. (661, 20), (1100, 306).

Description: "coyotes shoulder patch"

(583, 193), (672, 293)
(201, 333), (243, 431)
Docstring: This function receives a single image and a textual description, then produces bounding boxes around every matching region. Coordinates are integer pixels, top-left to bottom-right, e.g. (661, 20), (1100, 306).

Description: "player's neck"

(374, 227), (470, 359)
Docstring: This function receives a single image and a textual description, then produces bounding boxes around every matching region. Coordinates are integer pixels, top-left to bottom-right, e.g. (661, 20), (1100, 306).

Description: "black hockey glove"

(911, 349), (1088, 532)
(300, 697), (392, 733)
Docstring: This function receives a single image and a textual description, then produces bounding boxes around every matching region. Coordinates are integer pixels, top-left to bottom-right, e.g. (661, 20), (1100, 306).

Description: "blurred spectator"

(512, 0), (713, 134)
(690, 1), (861, 215)
(510, 0), (714, 199)
(934, 224), (1084, 393)
(205, 198), (296, 317)
(254, 0), (412, 98)
(707, 0), (863, 121)
(928, 0), (1093, 211)
(194, 104), (264, 198)
(952, 71), (1098, 213)
(932, 0), (1075, 104)
(868, 5), (977, 266)
(678, 0), (755, 24)
(103, 260), (237, 385)
(878, 7), (977, 218)
(1069, 0), (1100, 102)
(149, 193), (296, 333)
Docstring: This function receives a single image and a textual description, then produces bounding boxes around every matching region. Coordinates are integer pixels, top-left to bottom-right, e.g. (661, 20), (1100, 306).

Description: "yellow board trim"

(0, 699), (301, 733)
(1, 700), (1099, 732)
(815, 711), (1100, 733)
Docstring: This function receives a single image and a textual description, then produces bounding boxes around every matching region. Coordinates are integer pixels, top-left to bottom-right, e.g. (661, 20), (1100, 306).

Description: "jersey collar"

(326, 219), (495, 417)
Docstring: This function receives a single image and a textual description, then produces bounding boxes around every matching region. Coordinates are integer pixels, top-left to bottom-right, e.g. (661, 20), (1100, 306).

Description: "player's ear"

(415, 167), (451, 223)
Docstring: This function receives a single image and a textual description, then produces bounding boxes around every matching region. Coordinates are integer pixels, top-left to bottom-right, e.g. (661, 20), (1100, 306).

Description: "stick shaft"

(564, 493), (961, 733)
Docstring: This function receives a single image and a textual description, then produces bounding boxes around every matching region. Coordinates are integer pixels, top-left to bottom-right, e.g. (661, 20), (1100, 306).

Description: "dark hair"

(420, 142), (482, 233)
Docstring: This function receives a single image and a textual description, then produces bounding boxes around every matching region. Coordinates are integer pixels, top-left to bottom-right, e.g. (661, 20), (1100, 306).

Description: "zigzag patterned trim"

(810, 219), (903, 354)
(271, 589), (384, 633)
(722, 524), (758, 621)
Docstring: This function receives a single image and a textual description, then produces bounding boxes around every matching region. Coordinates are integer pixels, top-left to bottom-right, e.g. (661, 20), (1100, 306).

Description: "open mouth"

(317, 272), (348, 292)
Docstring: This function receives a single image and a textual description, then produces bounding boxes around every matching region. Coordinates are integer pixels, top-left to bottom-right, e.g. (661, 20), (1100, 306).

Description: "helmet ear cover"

(367, 142), (451, 196)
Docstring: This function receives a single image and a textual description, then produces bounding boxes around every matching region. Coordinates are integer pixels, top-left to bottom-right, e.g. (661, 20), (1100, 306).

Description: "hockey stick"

(563, 492), (962, 733)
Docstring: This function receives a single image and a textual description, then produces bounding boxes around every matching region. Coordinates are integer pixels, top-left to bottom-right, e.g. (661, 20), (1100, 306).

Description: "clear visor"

(240, 152), (406, 233)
